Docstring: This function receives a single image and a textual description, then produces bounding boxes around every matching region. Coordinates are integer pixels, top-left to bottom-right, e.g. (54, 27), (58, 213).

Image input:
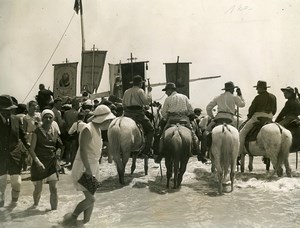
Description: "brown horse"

(161, 124), (191, 189)
(108, 117), (148, 184)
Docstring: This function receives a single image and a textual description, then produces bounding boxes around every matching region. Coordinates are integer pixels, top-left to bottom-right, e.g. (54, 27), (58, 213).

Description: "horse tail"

(108, 118), (122, 160)
(220, 125), (233, 178)
(279, 127), (292, 164)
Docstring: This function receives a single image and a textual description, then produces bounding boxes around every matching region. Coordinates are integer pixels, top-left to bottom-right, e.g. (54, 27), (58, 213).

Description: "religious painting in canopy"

(108, 63), (123, 99)
(164, 62), (191, 98)
(53, 62), (78, 99)
(81, 50), (107, 94)
(120, 62), (146, 94)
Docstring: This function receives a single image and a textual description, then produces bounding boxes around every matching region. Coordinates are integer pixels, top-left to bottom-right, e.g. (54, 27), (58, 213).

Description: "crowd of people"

(0, 79), (300, 225)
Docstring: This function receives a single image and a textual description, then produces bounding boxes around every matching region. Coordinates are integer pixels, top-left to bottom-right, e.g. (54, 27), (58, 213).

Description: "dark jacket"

(0, 114), (29, 162)
(275, 98), (300, 122)
(248, 91), (277, 119)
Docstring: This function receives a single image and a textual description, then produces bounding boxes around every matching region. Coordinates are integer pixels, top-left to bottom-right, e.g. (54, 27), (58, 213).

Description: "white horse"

(108, 116), (148, 184)
(240, 123), (292, 177)
(210, 124), (239, 194)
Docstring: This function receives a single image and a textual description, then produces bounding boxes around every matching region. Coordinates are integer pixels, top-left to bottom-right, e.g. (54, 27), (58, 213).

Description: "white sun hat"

(88, 105), (116, 124)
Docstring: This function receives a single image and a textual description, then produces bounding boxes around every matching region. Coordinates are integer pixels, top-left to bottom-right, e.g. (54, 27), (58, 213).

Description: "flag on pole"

(53, 62), (78, 99)
(121, 62), (146, 94)
(108, 63), (122, 99)
(81, 50), (107, 94)
(165, 62), (191, 97)
(74, 0), (82, 14)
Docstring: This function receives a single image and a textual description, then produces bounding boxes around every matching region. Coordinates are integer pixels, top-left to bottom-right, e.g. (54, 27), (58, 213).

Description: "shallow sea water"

(0, 153), (299, 228)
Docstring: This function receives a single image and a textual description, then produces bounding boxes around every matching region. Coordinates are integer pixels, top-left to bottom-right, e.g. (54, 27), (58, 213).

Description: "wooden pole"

(91, 45), (96, 94)
(80, 0), (85, 51)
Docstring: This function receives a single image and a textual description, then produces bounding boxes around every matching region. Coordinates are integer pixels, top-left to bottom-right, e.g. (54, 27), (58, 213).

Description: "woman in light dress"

(63, 105), (115, 225)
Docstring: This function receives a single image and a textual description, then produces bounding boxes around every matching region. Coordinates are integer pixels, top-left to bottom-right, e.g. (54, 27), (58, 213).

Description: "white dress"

(72, 122), (102, 191)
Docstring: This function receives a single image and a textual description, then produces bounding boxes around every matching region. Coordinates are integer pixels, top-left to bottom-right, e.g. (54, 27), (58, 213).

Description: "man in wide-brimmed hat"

(275, 86), (300, 128)
(122, 75), (154, 157)
(203, 81), (245, 161)
(239, 80), (277, 155)
(156, 82), (202, 162)
(0, 94), (30, 207)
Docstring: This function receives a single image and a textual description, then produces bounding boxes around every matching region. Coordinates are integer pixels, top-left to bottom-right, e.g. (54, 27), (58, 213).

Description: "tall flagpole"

(79, 0), (85, 51)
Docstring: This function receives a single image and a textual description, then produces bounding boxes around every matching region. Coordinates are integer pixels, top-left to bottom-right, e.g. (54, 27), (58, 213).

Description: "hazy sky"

(1, 0), (300, 116)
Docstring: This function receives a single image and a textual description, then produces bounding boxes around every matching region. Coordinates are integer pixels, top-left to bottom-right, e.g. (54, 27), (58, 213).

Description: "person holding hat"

(29, 109), (63, 210)
(275, 86), (300, 128)
(0, 94), (30, 207)
(122, 75), (154, 157)
(202, 81), (245, 161)
(63, 105), (115, 225)
(239, 80), (277, 155)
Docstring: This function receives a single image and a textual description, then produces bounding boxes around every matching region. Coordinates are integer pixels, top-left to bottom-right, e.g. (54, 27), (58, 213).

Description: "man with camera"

(201, 81), (245, 161)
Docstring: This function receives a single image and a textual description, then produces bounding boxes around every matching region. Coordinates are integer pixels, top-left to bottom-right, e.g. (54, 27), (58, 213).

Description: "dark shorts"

(0, 157), (22, 176)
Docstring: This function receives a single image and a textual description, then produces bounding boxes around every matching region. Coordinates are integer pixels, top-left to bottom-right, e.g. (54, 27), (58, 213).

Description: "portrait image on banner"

(165, 63), (190, 97)
(81, 50), (107, 94)
(53, 62), (78, 99)
(121, 62), (146, 94)
(108, 63), (122, 99)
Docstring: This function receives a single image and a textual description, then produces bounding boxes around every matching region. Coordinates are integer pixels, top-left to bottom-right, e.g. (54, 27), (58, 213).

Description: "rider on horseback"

(202, 81), (245, 160)
(155, 82), (201, 163)
(275, 86), (300, 129)
(239, 80), (277, 155)
(122, 75), (154, 158)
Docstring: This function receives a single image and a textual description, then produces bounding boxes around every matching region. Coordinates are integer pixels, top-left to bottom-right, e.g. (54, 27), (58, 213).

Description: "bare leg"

(48, 180), (58, 210)
(10, 175), (22, 203)
(33, 181), (43, 206)
(0, 175), (8, 207)
(73, 191), (95, 221)
(83, 202), (95, 224)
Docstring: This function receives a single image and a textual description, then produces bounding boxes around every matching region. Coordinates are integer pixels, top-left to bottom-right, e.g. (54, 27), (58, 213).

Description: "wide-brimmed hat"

(281, 86), (294, 94)
(222, 81), (237, 90)
(253, 80), (270, 89)
(131, 75), (145, 86)
(0, 95), (18, 110)
(162, 82), (177, 91)
(88, 105), (116, 124)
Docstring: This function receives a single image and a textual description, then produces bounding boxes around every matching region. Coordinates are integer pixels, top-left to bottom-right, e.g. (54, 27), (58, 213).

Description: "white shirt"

(68, 120), (86, 134)
(206, 91), (245, 120)
(161, 91), (193, 119)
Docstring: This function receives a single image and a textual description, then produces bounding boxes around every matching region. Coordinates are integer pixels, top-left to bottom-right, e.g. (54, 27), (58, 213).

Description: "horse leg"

(240, 153), (245, 173)
(248, 155), (253, 172)
(115, 162), (125, 185)
(144, 157), (148, 176)
(173, 160), (179, 189)
(131, 154), (136, 174)
(165, 157), (172, 189)
(210, 151), (215, 174)
(178, 157), (189, 187)
(284, 158), (292, 177)
(266, 158), (271, 171)
(230, 162), (235, 193)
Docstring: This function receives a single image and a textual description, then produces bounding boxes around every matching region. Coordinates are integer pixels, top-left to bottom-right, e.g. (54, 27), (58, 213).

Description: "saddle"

(245, 117), (272, 152)
(286, 119), (300, 152)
